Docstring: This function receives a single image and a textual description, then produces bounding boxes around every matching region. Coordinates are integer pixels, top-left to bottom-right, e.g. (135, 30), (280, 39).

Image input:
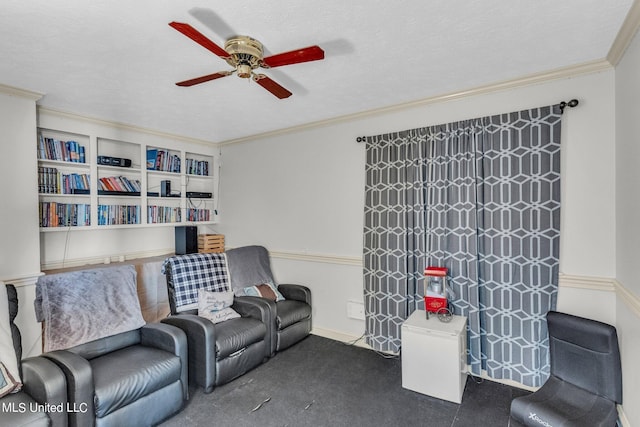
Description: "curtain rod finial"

(559, 99), (579, 113)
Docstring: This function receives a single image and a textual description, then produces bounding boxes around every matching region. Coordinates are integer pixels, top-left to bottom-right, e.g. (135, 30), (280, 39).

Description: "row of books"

(40, 203), (211, 227)
(98, 205), (141, 225)
(39, 202), (90, 227)
(98, 176), (141, 193)
(186, 208), (211, 222)
(146, 149), (181, 173)
(185, 159), (210, 176)
(38, 135), (86, 163)
(38, 167), (90, 194)
(148, 206), (182, 224)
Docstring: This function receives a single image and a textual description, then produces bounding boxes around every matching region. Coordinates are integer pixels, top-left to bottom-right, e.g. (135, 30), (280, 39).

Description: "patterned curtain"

(363, 129), (429, 353)
(363, 105), (562, 387)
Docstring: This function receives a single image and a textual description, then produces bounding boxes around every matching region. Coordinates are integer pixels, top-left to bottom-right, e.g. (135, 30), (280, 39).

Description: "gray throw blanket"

(225, 245), (276, 292)
(35, 265), (146, 352)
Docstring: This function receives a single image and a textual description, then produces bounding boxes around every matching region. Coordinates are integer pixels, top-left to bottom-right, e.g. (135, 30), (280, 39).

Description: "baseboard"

(311, 327), (372, 350)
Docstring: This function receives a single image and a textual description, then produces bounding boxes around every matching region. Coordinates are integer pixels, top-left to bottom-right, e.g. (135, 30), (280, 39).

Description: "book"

(146, 149), (157, 170)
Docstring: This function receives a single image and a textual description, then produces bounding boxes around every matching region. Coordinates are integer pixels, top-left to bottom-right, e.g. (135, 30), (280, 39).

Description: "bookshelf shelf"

(37, 127), (218, 230)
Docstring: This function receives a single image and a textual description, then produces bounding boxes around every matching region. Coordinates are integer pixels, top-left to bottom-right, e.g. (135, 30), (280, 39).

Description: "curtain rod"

(355, 99), (580, 143)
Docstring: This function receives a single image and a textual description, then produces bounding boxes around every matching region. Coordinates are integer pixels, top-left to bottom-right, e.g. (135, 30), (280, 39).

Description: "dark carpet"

(159, 335), (529, 427)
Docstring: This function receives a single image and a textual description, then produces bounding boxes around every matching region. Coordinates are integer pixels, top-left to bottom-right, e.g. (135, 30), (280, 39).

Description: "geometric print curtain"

(363, 129), (429, 353)
(363, 105), (562, 387)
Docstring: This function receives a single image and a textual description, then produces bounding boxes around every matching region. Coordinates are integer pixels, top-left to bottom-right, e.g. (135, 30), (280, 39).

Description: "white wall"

(0, 88), (44, 357)
(0, 90), (41, 280)
(615, 27), (640, 427)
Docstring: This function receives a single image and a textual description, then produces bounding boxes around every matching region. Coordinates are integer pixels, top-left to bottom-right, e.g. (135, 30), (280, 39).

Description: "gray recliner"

(510, 310), (622, 427)
(1, 284), (67, 427)
(44, 324), (188, 427)
(226, 245), (312, 357)
(34, 265), (189, 427)
(162, 253), (270, 394)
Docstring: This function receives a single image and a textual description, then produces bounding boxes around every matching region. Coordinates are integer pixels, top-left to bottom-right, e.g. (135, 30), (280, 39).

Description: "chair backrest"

(547, 310), (622, 403)
(225, 245), (276, 292)
(162, 253), (230, 315)
(6, 284), (21, 370)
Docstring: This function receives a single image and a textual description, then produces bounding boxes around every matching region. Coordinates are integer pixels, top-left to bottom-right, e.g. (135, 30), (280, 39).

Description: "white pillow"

(0, 283), (21, 393)
(197, 289), (240, 324)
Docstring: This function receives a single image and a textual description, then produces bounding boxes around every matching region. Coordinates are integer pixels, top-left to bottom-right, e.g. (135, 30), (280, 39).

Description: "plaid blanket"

(162, 253), (230, 312)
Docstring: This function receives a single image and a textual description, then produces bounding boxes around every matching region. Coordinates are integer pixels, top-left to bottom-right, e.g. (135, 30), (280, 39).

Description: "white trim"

(558, 273), (616, 292)
(618, 405), (631, 427)
(270, 250), (362, 266)
(218, 59), (612, 146)
(1, 274), (41, 288)
(0, 83), (43, 101)
(311, 327), (371, 350)
(37, 106), (219, 148)
(614, 279), (640, 317)
(607, 0), (640, 65)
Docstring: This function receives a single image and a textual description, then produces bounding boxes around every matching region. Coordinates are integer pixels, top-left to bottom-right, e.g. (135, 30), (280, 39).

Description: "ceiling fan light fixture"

(236, 63), (253, 78)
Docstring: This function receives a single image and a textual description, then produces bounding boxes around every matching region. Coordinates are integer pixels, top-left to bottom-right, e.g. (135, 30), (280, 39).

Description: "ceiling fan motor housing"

(224, 36), (264, 78)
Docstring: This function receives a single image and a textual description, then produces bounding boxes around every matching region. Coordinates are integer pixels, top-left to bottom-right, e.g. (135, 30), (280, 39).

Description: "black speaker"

(161, 180), (171, 197)
(175, 226), (198, 255)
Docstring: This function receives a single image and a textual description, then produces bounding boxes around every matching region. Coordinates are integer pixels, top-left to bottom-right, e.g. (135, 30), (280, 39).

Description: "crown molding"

(0, 83), (43, 101)
(37, 106), (219, 148)
(218, 58), (613, 146)
(607, 0), (640, 65)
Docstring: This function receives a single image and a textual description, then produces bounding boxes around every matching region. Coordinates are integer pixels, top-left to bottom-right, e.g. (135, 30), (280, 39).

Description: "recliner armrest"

(278, 284), (312, 305)
(43, 350), (94, 427)
(234, 296), (274, 358)
(140, 323), (189, 400)
(161, 314), (217, 393)
(21, 356), (68, 427)
(233, 296), (272, 325)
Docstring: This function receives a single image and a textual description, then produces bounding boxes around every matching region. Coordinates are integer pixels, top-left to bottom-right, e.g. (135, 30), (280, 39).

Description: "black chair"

(1, 284), (67, 427)
(45, 324), (188, 427)
(162, 253), (270, 394)
(226, 245), (312, 357)
(510, 311), (622, 427)
(34, 265), (189, 427)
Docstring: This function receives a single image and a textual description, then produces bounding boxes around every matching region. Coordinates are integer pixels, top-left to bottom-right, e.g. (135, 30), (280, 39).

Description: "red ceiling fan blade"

(169, 21), (230, 59)
(176, 71), (233, 87)
(262, 45), (324, 68)
(253, 74), (292, 99)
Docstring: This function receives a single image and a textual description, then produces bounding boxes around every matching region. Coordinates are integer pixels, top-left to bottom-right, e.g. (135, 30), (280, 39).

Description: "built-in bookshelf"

(37, 128), (217, 230)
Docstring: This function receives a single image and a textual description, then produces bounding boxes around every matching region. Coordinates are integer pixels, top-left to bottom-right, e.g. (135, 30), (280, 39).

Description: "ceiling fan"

(169, 21), (325, 99)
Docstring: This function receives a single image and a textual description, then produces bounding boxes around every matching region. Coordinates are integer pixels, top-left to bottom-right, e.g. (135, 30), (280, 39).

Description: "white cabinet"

(401, 309), (467, 403)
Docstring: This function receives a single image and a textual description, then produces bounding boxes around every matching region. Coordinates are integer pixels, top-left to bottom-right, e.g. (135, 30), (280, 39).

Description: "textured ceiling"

(0, 1), (634, 143)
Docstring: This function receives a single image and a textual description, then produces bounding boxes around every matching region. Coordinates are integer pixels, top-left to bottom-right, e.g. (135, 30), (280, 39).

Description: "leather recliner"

(162, 255), (270, 394)
(226, 246), (312, 357)
(44, 323), (188, 427)
(1, 283), (68, 427)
